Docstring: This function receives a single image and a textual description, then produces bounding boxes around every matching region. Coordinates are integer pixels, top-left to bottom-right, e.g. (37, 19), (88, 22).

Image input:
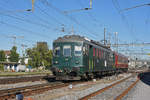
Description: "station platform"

(126, 72), (150, 100)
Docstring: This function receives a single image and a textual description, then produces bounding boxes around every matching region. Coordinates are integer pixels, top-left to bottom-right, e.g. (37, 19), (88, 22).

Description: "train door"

(89, 45), (93, 72)
(83, 44), (89, 72)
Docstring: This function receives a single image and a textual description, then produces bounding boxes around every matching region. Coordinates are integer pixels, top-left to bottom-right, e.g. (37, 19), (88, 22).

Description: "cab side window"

(74, 46), (82, 56)
(63, 45), (71, 56)
(54, 46), (60, 56)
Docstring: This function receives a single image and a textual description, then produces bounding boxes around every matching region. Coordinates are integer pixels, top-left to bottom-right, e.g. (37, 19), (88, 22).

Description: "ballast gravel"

(25, 73), (131, 100)
(123, 80), (150, 100)
(89, 76), (137, 100)
(0, 80), (47, 90)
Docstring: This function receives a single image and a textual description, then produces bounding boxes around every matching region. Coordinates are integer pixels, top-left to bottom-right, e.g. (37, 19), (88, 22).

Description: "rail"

(79, 74), (137, 100)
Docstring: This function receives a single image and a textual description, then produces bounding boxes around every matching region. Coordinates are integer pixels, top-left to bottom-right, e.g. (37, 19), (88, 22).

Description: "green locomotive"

(51, 35), (128, 80)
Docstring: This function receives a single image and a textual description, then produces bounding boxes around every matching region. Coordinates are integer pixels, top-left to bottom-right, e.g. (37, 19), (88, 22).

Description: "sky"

(0, 0), (150, 59)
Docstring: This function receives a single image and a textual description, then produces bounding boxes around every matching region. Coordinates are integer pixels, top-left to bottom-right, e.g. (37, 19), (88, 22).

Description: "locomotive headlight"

(55, 61), (58, 64)
(65, 58), (69, 61)
(58, 69), (62, 72)
(75, 61), (80, 64)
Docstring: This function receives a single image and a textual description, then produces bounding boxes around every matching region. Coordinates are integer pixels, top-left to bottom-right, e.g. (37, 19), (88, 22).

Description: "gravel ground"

(0, 80), (48, 90)
(89, 76), (137, 100)
(124, 80), (150, 100)
(24, 73), (131, 100)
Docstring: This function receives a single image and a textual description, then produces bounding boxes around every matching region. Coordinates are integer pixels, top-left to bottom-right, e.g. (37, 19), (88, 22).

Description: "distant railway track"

(79, 74), (139, 100)
(0, 81), (83, 100)
(0, 75), (55, 84)
(0, 82), (64, 100)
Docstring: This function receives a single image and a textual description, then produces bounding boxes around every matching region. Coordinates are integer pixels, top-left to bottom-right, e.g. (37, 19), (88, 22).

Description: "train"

(51, 35), (128, 80)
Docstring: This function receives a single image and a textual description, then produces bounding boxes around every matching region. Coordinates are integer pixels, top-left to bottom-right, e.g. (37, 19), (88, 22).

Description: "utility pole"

(114, 32), (118, 52)
(108, 32), (111, 47)
(21, 44), (27, 65)
(12, 36), (17, 46)
(71, 26), (74, 35)
(32, 0), (35, 12)
(90, 0), (92, 8)
(61, 24), (65, 32)
(104, 28), (106, 45)
(21, 44), (27, 57)
(8, 35), (24, 47)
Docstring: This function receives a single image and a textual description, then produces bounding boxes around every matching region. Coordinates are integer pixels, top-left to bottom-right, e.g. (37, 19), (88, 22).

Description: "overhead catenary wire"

(0, 1), (58, 31)
(111, 0), (150, 56)
(34, 3), (71, 33)
(1, 0), (80, 36)
(0, 21), (51, 39)
(0, 0), (63, 49)
(0, 5), (54, 30)
(0, 0), (34, 13)
(78, 0), (104, 28)
(39, 0), (100, 39)
(0, 2), (66, 40)
(1, 13), (53, 30)
(35, 4), (63, 25)
(145, 8), (150, 34)
(1, 0), (100, 39)
(111, 0), (137, 41)
(120, 3), (150, 12)
(78, 0), (112, 43)
(0, 33), (37, 48)
(63, 0), (92, 14)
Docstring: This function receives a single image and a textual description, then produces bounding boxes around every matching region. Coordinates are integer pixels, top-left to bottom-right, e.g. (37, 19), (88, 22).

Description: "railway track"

(79, 74), (139, 100)
(0, 80), (83, 100)
(0, 82), (67, 100)
(0, 73), (140, 100)
(0, 75), (55, 84)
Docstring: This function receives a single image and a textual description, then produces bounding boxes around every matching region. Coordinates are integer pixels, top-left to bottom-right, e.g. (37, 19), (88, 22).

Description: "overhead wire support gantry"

(39, 0), (99, 39)
(0, 0), (35, 13)
(109, 42), (150, 47)
(7, 35), (24, 47)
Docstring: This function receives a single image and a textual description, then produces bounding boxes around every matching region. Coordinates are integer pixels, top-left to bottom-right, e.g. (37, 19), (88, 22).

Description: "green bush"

(0, 64), (4, 71)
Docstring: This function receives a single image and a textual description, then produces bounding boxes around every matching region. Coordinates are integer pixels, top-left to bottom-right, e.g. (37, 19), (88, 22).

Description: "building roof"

(4, 50), (11, 55)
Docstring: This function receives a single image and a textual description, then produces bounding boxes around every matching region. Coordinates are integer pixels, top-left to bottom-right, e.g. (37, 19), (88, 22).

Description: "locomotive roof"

(54, 35), (85, 42)
(54, 35), (110, 49)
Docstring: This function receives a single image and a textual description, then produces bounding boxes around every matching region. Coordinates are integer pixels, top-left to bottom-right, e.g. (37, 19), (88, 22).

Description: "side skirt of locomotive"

(56, 75), (81, 80)
(52, 68), (128, 81)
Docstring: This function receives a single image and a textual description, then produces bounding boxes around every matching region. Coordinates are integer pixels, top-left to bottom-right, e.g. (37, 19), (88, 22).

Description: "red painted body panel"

(115, 53), (128, 69)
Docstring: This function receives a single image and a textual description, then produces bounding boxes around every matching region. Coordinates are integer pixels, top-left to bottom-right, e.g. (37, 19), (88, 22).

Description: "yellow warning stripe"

(92, 59), (94, 70)
(89, 60), (90, 70)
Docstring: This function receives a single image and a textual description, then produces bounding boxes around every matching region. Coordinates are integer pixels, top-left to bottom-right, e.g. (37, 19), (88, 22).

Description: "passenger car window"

(54, 47), (60, 56)
(93, 48), (95, 56)
(63, 45), (71, 56)
(74, 46), (82, 56)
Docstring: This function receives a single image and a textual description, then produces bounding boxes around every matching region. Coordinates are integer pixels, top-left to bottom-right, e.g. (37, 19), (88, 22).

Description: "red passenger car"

(115, 53), (128, 72)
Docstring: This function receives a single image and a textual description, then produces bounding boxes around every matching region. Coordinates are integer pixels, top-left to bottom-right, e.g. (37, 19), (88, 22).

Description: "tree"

(0, 50), (6, 62)
(9, 46), (19, 62)
(26, 42), (53, 68)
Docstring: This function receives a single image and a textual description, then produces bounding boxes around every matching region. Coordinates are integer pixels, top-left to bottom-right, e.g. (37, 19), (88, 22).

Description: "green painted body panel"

(53, 41), (116, 76)
(53, 42), (84, 74)
(82, 42), (116, 74)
